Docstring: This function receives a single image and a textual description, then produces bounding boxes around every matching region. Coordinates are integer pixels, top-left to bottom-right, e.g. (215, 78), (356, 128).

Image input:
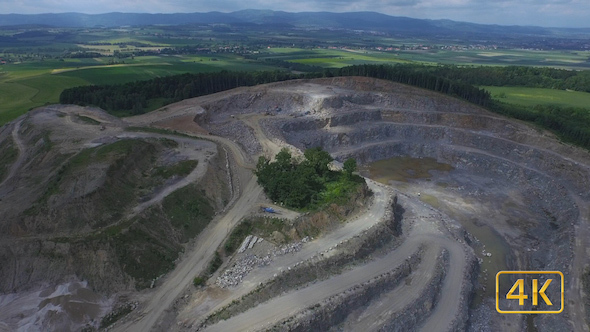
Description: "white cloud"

(0, 0), (588, 27)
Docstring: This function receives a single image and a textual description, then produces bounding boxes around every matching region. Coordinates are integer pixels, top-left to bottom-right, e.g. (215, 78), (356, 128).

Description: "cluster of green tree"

(159, 45), (210, 54)
(127, 49), (162, 57)
(261, 58), (324, 73)
(59, 63), (590, 149)
(59, 64), (490, 116)
(409, 65), (590, 93)
(332, 64), (492, 107)
(59, 70), (306, 115)
(112, 50), (133, 59)
(64, 51), (104, 58)
(330, 64), (590, 149)
(255, 147), (361, 209)
(490, 102), (590, 148)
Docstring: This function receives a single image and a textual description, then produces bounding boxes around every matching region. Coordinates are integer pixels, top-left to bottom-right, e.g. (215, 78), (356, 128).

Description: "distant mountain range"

(1, 10), (589, 37)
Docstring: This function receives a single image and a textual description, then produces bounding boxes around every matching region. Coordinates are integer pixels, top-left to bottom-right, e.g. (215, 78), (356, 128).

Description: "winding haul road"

(203, 195), (468, 332)
(0, 120), (25, 190)
(112, 131), (261, 332)
(112, 108), (471, 332)
(175, 178), (391, 328)
(116, 176), (263, 332)
(3, 79), (588, 332)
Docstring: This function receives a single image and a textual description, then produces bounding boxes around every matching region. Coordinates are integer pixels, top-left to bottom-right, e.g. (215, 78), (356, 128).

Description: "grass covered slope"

(22, 138), (167, 231)
(0, 55), (279, 125)
(0, 137), (18, 183)
(0, 121), (230, 292)
(483, 86), (590, 109)
(98, 183), (217, 289)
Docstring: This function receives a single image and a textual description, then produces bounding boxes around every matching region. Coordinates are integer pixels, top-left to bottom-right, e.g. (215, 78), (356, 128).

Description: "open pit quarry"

(0, 77), (589, 331)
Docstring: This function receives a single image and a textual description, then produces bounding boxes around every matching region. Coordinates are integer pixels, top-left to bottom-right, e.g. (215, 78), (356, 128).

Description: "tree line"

(59, 64), (492, 116)
(59, 70), (306, 115)
(489, 102), (590, 148)
(407, 65), (590, 93)
(59, 64), (590, 149)
(332, 64), (492, 107)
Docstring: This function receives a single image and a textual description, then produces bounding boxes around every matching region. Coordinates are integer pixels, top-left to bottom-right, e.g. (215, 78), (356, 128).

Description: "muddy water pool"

(362, 156), (513, 305)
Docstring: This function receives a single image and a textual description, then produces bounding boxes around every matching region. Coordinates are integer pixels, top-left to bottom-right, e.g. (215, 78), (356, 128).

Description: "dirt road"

(115, 132), (217, 217)
(569, 195), (590, 332)
(203, 238), (428, 332)
(176, 180), (391, 327)
(239, 114), (285, 159)
(113, 174), (262, 332)
(204, 195), (467, 332)
(198, 134), (254, 170)
(0, 119), (25, 189)
(346, 245), (441, 331)
(112, 129), (260, 332)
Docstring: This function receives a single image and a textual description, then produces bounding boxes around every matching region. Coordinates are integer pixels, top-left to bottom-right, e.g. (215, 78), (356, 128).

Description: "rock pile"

(217, 237), (309, 288)
(216, 254), (272, 288)
(273, 240), (304, 257)
(208, 121), (262, 156)
(238, 235), (264, 254)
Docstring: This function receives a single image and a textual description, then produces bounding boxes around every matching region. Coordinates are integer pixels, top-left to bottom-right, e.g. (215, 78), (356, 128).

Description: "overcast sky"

(2, 0), (589, 28)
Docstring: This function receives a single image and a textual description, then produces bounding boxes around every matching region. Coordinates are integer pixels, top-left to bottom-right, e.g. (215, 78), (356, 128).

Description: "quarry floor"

(1, 77), (589, 332)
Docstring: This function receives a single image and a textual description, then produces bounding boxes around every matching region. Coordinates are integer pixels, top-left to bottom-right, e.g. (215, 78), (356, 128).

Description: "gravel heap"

(238, 235), (264, 254)
(273, 241), (304, 257)
(260, 118), (289, 143)
(208, 121), (262, 156)
(216, 237), (310, 288)
(216, 254), (273, 288)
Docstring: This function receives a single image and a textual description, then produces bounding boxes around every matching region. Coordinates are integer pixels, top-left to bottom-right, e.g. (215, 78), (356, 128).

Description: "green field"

(483, 86), (590, 108)
(265, 47), (411, 68)
(1, 24), (590, 126)
(54, 54), (277, 85)
(395, 49), (590, 69)
(264, 47), (590, 69)
(0, 54), (277, 125)
(0, 73), (91, 124)
(0, 81), (38, 124)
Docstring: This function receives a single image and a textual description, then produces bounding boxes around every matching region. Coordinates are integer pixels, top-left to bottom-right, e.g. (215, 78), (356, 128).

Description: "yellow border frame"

(496, 271), (564, 314)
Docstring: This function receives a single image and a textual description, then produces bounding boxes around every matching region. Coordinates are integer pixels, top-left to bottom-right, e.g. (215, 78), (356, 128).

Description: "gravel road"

(176, 179), (391, 328)
(112, 133), (261, 332)
(204, 196), (468, 332)
(0, 119), (25, 189)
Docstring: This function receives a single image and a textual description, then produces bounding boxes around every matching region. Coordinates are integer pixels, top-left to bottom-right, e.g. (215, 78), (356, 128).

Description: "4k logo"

(496, 271), (564, 314)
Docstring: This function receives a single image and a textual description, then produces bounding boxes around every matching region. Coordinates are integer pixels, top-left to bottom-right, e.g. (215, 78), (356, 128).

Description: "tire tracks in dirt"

(0, 119), (25, 190)
(175, 180), (390, 329)
(115, 132), (216, 217)
(203, 204), (467, 332)
(112, 132), (261, 332)
(569, 195), (590, 332)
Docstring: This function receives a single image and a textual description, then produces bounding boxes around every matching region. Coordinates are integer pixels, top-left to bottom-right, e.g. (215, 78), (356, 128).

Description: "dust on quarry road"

(1, 77), (588, 332)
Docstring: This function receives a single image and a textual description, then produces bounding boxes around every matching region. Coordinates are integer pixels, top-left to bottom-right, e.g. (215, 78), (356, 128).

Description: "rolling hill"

(1, 10), (589, 38)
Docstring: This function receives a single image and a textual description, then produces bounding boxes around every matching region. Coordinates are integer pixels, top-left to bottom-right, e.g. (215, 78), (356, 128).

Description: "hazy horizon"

(1, 1), (589, 29)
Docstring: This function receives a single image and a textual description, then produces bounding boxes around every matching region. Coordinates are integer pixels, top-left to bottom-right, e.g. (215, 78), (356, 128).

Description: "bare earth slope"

(0, 77), (589, 331)
(169, 77), (589, 332)
(0, 106), (232, 331)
